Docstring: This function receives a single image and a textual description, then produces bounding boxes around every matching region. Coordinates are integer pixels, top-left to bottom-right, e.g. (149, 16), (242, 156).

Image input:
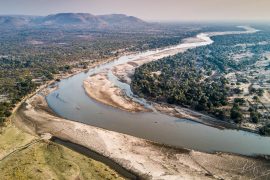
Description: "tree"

(230, 104), (243, 123)
(259, 124), (270, 136)
(253, 96), (259, 102)
(213, 109), (226, 120)
(234, 98), (246, 106)
(250, 109), (261, 123)
(233, 88), (242, 94)
(257, 89), (264, 97)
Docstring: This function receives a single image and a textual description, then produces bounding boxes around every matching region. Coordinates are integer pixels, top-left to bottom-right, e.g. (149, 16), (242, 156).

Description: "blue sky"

(0, 0), (269, 21)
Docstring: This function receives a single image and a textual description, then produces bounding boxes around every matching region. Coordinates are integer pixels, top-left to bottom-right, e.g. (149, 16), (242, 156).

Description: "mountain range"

(0, 13), (147, 29)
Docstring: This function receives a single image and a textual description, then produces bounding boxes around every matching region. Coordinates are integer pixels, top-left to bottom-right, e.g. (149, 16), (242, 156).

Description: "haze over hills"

(0, 16), (33, 27)
(0, 13), (147, 28)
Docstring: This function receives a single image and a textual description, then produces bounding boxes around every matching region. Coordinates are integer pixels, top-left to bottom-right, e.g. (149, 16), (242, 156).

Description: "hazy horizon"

(1, 0), (270, 22)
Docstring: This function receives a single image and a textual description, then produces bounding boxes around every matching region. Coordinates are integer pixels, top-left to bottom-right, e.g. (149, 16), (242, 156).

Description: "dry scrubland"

(225, 51), (270, 130)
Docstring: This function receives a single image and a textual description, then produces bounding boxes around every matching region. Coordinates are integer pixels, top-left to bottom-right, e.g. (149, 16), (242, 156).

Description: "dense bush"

(132, 26), (270, 123)
(0, 24), (202, 125)
(259, 124), (270, 136)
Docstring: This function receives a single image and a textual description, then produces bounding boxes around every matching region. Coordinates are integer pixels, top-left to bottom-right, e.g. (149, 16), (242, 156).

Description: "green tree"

(230, 104), (243, 123)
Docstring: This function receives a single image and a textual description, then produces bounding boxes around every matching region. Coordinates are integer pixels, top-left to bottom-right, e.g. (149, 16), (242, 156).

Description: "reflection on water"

(47, 30), (270, 156)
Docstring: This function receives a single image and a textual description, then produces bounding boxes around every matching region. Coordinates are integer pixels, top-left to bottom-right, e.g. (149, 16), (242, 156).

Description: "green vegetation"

(0, 24), (249, 125)
(230, 104), (243, 123)
(132, 25), (270, 127)
(250, 110), (261, 123)
(234, 98), (246, 106)
(131, 53), (229, 118)
(259, 124), (270, 136)
(1, 23), (269, 131)
(0, 25), (200, 126)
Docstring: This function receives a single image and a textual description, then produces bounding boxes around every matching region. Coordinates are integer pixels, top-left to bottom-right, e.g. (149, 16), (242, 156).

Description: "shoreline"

(153, 102), (258, 132)
(7, 26), (270, 179)
(13, 90), (270, 179)
(82, 26), (262, 134)
(1, 50), (140, 178)
(83, 73), (147, 112)
(51, 137), (138, 180)
(82, 35), (205, 113)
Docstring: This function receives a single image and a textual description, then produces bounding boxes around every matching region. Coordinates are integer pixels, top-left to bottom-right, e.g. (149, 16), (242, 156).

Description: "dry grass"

(0, 126), (125, 180)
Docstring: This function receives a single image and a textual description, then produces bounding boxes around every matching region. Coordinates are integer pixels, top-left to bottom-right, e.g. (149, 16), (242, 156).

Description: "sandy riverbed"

(84, 72), (146, 112)
(82, 26), (262, 132)
(112, 48), (187, 84)
(12, 26), (269, 179)
(14, 90), (270, 180)
(83, 39), (192, 112)
(82, 49), (229, 130)
(80, 31), (211, 114)
(84, 26), (259, 109)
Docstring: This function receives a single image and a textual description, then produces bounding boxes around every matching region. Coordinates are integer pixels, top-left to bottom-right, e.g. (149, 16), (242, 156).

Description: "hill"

(0, 13), (147, 29)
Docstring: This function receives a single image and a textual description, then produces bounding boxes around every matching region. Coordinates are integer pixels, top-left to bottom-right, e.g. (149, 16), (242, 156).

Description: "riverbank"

(0, 50), (143, 180)
(83, 26), (263, 134)
(0, 125), (125, 180)
(82, 34), (205, 114)
(0, 77), (128, 179)
(6, 26), (270, 179)
(14, 88), (270, 179)
(84, 72), (146, 112)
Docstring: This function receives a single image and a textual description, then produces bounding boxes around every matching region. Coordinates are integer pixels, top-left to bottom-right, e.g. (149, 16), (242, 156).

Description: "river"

(46, 27), (270, 156)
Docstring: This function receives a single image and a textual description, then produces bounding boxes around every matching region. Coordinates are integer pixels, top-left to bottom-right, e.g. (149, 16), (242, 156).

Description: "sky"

(0, 0), (270, 22)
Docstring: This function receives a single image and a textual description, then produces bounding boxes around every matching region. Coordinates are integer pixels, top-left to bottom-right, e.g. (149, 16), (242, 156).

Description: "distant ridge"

(0, 13), (147, 29)
(0, 16), (33, 27)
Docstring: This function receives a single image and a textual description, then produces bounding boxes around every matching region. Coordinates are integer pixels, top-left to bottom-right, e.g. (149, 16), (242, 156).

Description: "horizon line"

(1, 12), (270, 23)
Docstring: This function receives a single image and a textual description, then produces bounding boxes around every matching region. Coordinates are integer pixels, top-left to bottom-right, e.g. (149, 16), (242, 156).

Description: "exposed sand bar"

(10, 26), (269, 179)
(112, 26), (259, 84)
(15, 93), (270, 180)
(84, 72), (146, 112)
(83, 26), (259, 114)
(112, 48), (187, 84)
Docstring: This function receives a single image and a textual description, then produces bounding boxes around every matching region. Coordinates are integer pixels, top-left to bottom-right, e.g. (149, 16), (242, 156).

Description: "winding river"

(46, 27), (270, 156)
